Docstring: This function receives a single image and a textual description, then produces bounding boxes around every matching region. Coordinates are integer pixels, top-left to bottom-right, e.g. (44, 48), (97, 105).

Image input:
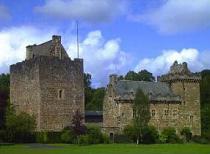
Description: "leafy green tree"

(0, 74), (10, 129)
(161, 127), (180, 143)
(124, 71), (139, 81)
(133, 89), (150, 144)
(181, 127), (192, 142)
(138, 70), (155, 82)
(123, 70), (155, 82)
(5, 104), (36, 142)
(200, 70), (210, 138)
(87, 88), (105, 111)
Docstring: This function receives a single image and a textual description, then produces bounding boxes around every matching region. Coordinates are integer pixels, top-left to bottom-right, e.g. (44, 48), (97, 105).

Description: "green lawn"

(0, 144), (210, 154)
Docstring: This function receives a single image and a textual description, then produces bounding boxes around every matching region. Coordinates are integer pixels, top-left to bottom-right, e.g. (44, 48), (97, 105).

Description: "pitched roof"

(114, 80), (181, 102)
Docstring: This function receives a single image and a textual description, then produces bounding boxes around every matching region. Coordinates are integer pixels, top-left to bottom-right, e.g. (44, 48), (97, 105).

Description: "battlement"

(158, 61), (201, 82)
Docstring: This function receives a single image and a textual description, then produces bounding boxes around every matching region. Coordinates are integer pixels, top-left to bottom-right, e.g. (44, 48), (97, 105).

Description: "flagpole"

(76, 21), (79, 58)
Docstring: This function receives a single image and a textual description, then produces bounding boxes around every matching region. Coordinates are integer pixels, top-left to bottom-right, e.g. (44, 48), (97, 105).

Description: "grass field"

(0, 144), (210, 154)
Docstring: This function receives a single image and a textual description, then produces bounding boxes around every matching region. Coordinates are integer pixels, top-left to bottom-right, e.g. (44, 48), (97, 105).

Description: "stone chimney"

(52, 35), (61, 44)
(109, 74), (118, 85)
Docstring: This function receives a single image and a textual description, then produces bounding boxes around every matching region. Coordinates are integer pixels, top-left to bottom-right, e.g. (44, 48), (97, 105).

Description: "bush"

(78, 135), (89, 145)
(181, 127), (192, 142)
(142, 126), (159, 144)
(123, 125), (136, 142)
(161, 127), (181, 143)
(36, 132), (48, 143)
(0, 130), (6, 143)
(61, 129), (75, 143)
(102, 134), (110, 144)
(192, 135), (209, 144)
(86, 126), (103, 144)
(114, 134), (133, 143)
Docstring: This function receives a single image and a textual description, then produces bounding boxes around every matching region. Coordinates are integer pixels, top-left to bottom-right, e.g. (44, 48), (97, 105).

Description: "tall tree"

(0, 73), (10, 129)
(123, 70), (155, 82)
(138, 70), (155, 82)
(133, 89), (150, 144)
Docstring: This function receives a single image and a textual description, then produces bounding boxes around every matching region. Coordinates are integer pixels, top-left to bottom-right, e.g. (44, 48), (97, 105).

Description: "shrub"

(102, 134), (110, 144)
(114, 134), (133, 143)
(123, 125), (136, 142)
(181, 127), (192, 142)
(36, 132), (48, 143)
(61, 129), (75, 143)
(86, 126), (103, 144)
(47, 132), (62, 143)
(78, 135), (89, 145)
(161, 127), (181, 143)
(142, 126), (159, 144)
(192, 135), (209, 144)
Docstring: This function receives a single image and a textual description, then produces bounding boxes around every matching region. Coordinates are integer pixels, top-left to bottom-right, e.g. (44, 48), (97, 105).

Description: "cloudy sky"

(0, 0), (210, 87)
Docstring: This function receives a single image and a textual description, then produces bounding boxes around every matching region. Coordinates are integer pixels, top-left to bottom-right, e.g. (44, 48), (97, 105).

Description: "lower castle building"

(10, 35), (84, 131)
(103, 61), (201, 136)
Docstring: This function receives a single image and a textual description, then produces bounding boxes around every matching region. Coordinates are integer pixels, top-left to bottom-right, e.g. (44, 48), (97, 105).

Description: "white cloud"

(34, 0), (127, 22)
(135, 48), (210, 76)
(67, 30), (130, 87)
(0, 26), (130, 87)
(0, 26), (57, 72)
(0, 4), (10, 20)
(132, 0), (210, 34)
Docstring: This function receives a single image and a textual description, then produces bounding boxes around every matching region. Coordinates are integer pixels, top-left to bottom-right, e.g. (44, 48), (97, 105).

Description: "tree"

(5, 104), (36, 142)
(181, 127), (192, 142)
(124, 71), (139, 81)
(0, 74), (10, 129)
(138, 70), (155, 82)
(87, 88), (105, 111)
(133, 89), (150, 144)
(71, 110), (87, 138)
(123, 70), (155, 82)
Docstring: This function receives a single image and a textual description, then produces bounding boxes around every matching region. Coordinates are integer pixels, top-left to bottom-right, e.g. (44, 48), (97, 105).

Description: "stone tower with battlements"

(158, 61), (201, 135)
(10, 35), (84, 131)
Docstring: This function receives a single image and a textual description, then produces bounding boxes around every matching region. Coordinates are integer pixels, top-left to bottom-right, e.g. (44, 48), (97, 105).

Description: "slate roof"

(114, 80), (181, 102)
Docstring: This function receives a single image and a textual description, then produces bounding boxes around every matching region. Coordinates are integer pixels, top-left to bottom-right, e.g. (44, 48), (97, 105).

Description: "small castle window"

(152, 110), (155, 117)
(173, 110), (177, 116)
(165, 110), (169, 116)
(190, 115), (193, 121)
(58, 89), (64, 99)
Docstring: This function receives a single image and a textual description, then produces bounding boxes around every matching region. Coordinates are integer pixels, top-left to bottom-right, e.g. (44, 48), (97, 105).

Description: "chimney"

(52, 35), (61, 44)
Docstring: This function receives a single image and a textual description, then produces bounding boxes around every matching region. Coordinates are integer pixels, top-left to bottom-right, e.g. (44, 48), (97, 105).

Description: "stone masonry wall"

(10, 59), (41, 130)
(38, 57), (84, 131)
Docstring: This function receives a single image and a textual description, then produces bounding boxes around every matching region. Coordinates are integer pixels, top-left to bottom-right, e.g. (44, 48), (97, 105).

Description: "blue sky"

(0, 0), (210, 87)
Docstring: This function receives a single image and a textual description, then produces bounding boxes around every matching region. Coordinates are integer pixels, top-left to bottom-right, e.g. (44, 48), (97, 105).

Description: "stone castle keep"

(10, 36), (201, 135)
(103, 61), (201, 136)
(10, 35), (84, 131)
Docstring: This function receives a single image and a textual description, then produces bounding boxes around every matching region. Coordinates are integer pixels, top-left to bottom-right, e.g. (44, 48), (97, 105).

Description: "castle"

(103, 61), (201, 136)
(10, 35), (84, 131)
(10, 36), (201, 136)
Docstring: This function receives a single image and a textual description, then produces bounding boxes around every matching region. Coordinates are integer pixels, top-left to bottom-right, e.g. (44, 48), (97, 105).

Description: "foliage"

(133, 89), (150, 144)
(192, 135), (209, 144)
(181, 127), (192, 142)
(161, 127), (181, 143)
(123, 70), (155, 82)
(36, 132), (48, 143)
(114, 134), (133, 143)
(200, 70), (210, 138)
(71, 110), (87, 138)
(142, 126), (159, 144)
(60, 129), (75, 143)
(84, 73), (105, 111)
(0, 74), (10, 129)
(86, 126), (103, 144)
(78, 135), (89, 145)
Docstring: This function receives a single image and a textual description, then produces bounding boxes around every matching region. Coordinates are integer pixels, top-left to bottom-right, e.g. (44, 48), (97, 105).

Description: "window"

(165, 110), (169, 116)
(58, 89), (64, 99)
(152, 110), (155, 117)
(110, 133), (114, 141)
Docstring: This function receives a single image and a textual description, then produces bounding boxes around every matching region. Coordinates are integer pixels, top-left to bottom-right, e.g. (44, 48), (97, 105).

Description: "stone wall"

(10, 56), (84, 131)
(10, 59), (41, 130)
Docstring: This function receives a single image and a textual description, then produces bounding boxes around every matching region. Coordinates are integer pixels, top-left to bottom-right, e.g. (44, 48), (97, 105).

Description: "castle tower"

(10, 35), (84, 131)
(158, 61), (201, 135)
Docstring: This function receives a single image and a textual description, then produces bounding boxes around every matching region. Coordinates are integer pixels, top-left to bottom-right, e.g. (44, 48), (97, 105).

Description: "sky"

(0, 0), (210, 87)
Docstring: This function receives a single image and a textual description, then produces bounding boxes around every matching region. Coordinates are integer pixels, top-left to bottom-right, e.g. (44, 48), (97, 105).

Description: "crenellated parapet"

(158, 61), (201, 83)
